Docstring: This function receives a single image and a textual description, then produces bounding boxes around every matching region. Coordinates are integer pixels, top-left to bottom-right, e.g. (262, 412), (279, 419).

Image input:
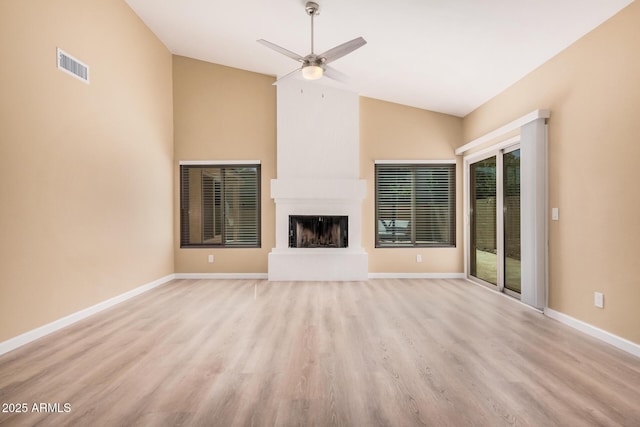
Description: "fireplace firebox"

(289, 215), (348, 248)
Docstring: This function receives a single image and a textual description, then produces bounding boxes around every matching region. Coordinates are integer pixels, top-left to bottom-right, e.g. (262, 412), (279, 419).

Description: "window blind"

(180, 164), (261, 248)
(375, 163), (455, 247)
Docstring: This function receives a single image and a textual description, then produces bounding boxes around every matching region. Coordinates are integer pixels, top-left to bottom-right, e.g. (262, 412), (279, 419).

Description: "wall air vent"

(56, 48), (89, 83)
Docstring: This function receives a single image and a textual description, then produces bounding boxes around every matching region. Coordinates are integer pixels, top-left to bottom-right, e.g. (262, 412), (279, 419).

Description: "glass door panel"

(503, 149), (521, 293)
(470, 156), (497, 285)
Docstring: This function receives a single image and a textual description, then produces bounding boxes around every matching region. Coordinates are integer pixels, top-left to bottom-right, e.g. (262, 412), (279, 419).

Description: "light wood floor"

(1, 279), (639, 426)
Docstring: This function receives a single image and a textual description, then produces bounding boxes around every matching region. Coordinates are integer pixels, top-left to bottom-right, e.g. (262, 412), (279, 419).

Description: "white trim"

(374, 159), (456, 164)
(544, 308), (640, 359)
(0, 274), (175, 356)
(463, 138), (519, 286)
(496, 151), (505, 292)
(368, 272), (465, 279)
(179, 160), (261, 165)
(463, 157), (470, 279)
(544, 124), (550, 311)
(174, 273), (268, 280)
(462, 135), (521, 164)
(5, 272), (636, 360)
(455, 109), (550, 155)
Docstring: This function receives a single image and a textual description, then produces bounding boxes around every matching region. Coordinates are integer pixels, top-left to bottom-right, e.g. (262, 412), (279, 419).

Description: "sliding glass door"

(468, 145), (521, 296)
(470, 156), (497, 285)
(503, 148), (521, 294)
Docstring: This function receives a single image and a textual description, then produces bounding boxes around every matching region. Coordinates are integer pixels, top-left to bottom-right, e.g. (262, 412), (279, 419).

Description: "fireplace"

(289, 215), (348, 248)
(268, 80), (368, 281)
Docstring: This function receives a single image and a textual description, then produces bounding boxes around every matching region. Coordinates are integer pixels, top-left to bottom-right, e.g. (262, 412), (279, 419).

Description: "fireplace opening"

(289, 215), (348, 248)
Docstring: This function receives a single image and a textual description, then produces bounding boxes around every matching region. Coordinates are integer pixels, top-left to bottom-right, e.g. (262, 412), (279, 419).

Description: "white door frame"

(464, 137), (521, 294)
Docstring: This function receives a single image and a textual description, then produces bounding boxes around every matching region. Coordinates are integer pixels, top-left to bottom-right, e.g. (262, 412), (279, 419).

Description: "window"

(375, 162), (455, 247)
(180, 163), (261, 248)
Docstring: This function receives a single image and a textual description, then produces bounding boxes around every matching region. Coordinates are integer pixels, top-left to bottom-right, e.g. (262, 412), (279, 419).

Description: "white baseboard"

(0, 274), (175, 357)
(368, 272), (465, 279)
(6, 273), (635, 361)
(178, 273), (463, 281)
(174, 273), (268, 280)
(544, 308), (640, 358)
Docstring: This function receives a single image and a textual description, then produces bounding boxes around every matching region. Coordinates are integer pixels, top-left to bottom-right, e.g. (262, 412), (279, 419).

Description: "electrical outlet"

(208, 254), (214, 263)
(416, 254), (422, 263)
(594, 292), (604, 308)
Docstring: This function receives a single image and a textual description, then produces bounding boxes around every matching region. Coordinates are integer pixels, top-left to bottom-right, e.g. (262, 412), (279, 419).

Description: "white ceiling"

(125, 0), (633, 117)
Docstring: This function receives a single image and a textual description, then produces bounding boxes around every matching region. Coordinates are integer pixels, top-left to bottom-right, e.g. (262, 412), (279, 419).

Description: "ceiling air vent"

(56, 48), (89, 84)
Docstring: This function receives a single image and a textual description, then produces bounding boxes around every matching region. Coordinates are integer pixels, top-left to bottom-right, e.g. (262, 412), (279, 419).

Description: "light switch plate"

(552, 208), (559, 221)
(594, 292), (604, 308)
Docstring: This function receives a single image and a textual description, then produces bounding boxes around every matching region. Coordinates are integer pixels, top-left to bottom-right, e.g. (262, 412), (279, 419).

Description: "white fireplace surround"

(268, 80), (368, 281)
(271, 179), (365, 253)
(268, 178), (368, 281)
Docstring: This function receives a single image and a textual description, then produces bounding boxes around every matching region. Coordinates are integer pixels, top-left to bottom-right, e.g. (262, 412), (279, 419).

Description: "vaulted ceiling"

(125, 0), (633, 117)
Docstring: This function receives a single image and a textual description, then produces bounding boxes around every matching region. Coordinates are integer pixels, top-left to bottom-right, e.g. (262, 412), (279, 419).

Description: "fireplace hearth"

(289, 215), (348, 248)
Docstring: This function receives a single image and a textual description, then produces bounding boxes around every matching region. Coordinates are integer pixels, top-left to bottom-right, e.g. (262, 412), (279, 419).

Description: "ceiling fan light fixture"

(258, 1), (366, 84)
(302, 64), (323, 80)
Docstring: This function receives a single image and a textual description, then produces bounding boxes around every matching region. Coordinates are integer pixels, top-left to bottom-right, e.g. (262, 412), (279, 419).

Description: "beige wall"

(360, 97), (464, 273)
(172, 56), (276, 273)
(463, 2), (640, 344)
(0, 0), (174, 341)
(3, 0), (637, 349)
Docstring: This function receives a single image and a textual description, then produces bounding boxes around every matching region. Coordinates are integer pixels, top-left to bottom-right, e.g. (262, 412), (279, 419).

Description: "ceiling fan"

(258, 1), (366, 83)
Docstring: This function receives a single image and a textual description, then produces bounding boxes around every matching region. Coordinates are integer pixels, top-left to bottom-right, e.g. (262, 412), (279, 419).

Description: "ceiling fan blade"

(318, 36), (367, 65)
(257, 39), (304, 62)
(272, 67), (302, 86)
(323, 65), (349, 83)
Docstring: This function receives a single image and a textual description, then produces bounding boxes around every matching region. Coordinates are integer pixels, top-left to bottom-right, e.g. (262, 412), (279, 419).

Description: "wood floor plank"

(1, 278), (639, 426)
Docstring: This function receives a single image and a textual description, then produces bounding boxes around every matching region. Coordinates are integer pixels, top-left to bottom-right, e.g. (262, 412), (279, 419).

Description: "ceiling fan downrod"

(305, 2), (320, 54)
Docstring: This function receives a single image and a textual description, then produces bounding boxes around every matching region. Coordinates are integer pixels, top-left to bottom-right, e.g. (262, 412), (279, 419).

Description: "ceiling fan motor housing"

(305, 2), (320, 16)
